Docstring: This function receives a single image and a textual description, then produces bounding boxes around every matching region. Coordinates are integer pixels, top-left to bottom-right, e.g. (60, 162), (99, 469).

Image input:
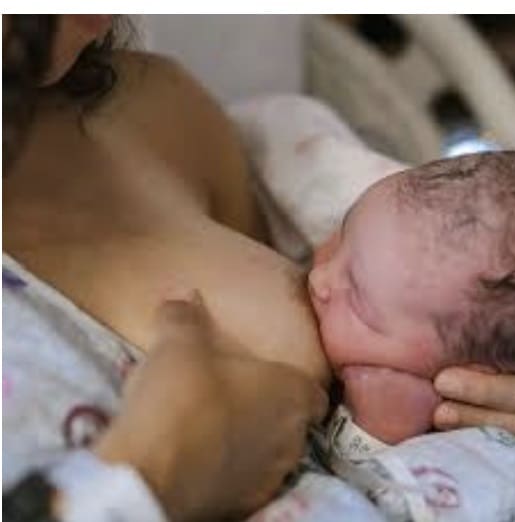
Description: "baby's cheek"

(326, 318), (443, 377)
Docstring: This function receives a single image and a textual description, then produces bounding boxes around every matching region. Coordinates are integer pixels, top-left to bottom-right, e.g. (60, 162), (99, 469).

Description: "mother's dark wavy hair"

(3, 15), (126, 171)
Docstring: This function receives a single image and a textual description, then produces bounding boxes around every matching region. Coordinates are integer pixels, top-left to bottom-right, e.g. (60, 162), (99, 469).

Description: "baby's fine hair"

(397, 151), (515, 371)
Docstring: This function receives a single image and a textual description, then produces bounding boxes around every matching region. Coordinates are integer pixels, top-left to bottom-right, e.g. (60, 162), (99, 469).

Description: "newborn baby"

(230, 95), (514, 446)
(308, 151), (515, 444)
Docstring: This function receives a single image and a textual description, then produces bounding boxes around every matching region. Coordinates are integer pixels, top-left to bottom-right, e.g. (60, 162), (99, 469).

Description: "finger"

(434, 401), (515, 434)
(434, 368), (515, 413)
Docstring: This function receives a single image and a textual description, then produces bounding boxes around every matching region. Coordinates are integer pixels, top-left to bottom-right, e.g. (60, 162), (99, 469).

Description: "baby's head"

(308, 151), (515, 444)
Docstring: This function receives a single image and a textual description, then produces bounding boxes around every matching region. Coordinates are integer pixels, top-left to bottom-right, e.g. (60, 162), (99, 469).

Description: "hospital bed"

(306, 15), (515, 164)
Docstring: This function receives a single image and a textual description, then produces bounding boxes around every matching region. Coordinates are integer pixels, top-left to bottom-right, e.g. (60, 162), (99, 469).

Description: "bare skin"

(3, 50), (330, 385)
(4, 25), (513, 443)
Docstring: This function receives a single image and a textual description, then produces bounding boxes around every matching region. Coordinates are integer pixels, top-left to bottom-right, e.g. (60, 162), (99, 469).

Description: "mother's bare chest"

(17, 223), (327, 383)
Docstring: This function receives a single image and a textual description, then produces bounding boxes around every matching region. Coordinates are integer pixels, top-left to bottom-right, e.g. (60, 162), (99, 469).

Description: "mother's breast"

(157, 221), (331, 385)
(32, 222), (330, 387)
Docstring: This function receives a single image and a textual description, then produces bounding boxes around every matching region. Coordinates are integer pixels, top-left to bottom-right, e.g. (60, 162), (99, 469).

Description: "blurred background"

(137, 15), (515, 163)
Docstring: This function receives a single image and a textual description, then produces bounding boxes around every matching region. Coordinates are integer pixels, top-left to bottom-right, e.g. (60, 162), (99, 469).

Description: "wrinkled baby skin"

(308, 173), (476, 444)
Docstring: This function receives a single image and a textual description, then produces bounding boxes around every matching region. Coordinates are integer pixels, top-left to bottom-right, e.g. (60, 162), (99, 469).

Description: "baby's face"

(308, 174), (472, 442)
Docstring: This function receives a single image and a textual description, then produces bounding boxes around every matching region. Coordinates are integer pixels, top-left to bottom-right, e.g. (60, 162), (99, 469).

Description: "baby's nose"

(308, 265), (331, 304)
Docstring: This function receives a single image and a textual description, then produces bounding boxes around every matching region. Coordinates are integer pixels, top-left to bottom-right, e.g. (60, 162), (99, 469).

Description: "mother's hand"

(433, 366), (515, 435)
(95, 293), (327, 521)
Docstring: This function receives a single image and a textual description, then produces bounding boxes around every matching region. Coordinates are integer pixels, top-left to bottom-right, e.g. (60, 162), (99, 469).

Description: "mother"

(3, 13), (514, 520)
(4, 15), (328, 381)
(3, 14), (329, 521)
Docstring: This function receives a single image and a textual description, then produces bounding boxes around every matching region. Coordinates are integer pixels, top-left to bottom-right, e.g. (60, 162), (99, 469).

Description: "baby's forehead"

(352, 174), (400, 215)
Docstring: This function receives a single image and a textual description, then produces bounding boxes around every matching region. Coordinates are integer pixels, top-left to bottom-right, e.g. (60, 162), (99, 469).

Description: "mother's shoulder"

(113, 50), (181, 77)
(102, 49), (226, 131)
(110, 50), (207, 102)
